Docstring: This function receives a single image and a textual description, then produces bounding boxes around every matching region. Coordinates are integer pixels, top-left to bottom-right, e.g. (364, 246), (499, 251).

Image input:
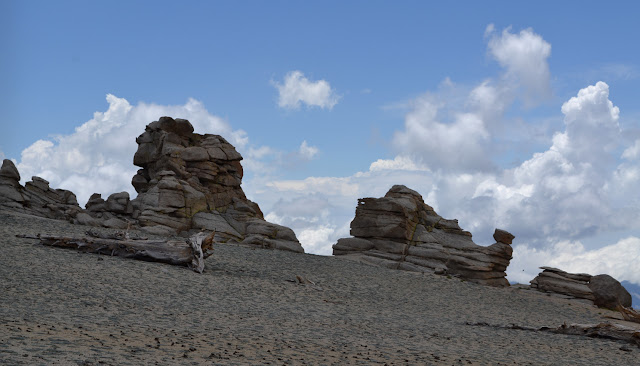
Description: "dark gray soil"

(0, 211), (637, 365)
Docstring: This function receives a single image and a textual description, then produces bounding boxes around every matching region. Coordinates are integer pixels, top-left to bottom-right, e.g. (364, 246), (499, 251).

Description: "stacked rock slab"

(530, 267), (632, 309)
(128, 117), (304, 253)
(0, 159), (82, 220)
(332, 185), (514, 287)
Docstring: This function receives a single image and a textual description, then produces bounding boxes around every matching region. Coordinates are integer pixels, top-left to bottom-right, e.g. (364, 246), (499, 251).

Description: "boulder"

(588, 274), (632, 309)
(332, 185), (514, 287)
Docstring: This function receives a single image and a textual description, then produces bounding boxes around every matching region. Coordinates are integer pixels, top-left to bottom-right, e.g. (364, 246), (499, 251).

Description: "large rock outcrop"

(530, 267), (632, 308)
(332, 185), (513, 287)
(126, 117), (303, 252)
(0, 159), (82, 220)
(0, 117), (304, 253)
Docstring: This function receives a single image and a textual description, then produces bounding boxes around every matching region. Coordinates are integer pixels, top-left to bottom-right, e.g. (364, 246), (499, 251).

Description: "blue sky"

(2, 1), (640, 285)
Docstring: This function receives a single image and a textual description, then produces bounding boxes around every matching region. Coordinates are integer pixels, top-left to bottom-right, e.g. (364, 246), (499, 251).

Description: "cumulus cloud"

(369, 155), (429, 172)
(486, 24), (552, 104)
(16, 94), (246, 206)
(272, 70), (340, 109)
(392, 92), (493, 172)
(510, 237), (640, 285)
(0, 149), (5, 161)
(298, 140), (319, 160)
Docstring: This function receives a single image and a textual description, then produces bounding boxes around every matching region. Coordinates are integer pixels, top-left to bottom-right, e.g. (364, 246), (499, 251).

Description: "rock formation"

(0, 159), (82, 220)
(0, 117), (304, 253)
(332, 185), (514, 287)
(126, 117), (303, 252)
(530, 267), (632, 308)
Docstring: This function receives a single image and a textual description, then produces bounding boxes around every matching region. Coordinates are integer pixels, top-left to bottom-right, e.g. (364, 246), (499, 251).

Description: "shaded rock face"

(0, 117), (304, 254)
(332, 185), (513, 287)
(0, 159), (82, 220)
(530, 267), (632, 308)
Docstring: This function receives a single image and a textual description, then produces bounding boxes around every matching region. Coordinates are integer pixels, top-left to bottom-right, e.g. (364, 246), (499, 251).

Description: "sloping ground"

(1, 211), (638, 365)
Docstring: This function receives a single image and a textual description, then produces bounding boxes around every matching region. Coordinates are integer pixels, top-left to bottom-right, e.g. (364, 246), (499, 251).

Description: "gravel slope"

(0, 211), (637, 365)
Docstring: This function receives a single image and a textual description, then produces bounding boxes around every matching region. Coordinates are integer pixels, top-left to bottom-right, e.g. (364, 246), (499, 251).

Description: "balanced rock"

(530, 267), (632, 308)
(332, 185), (514, 287)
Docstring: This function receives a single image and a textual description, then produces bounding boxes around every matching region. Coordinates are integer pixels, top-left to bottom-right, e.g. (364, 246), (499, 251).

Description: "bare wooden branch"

(467, 321), (640, 348)
(617, 305), (640, 324)
(17, 231), (215, 273)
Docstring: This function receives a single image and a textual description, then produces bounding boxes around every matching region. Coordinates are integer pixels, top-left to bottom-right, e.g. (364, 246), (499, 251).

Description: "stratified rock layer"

(530, 267), (632, 308)
(126, 117), (303, 253)
(332, 185), (513, 287)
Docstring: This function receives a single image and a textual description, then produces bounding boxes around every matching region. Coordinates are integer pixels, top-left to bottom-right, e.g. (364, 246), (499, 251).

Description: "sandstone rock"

(128, 117), (303, 252)
(493, 229), (515, 244)
(530, 268), (632, 309)
(588, 274), (632, 309)
(332, 185), (513, 287)
(0, 118), (303, 254)
(0, 160), (83, 220)
(0, 159), (20, 181)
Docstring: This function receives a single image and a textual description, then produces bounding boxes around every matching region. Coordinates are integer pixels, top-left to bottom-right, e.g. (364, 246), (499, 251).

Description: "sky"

(2, 1), (640, 286)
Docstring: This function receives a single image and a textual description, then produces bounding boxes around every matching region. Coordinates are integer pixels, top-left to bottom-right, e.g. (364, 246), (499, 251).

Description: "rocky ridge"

(0, 117), (303, 253)
(332, 185), (514, 287)
(530, 267), (632, 309)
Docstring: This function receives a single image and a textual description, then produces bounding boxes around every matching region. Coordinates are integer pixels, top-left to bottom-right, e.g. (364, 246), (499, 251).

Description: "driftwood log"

(17, 230), (215, 273)
(467, 321), (640, 348)
(617, 305), (640, 324)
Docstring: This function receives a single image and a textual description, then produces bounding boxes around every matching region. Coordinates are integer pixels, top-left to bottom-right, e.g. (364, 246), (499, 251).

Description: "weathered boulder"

(589, 274), (632, 309)
(332, 185), (514, 287)
(530, 267), (632, 308)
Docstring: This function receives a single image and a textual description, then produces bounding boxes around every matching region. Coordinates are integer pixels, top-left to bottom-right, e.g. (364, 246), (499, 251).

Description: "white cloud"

(299, 140), (319, 160)
(16, 94), (245, 206)
(509, 237), (640, 285)
(0, 150), (5, 160)
(486, 25), (552, 104)
(272, 70), (340, 110)
(392, 93), (493, 172)
(369, 155), (429, 172)
(622, 139), (640, 160)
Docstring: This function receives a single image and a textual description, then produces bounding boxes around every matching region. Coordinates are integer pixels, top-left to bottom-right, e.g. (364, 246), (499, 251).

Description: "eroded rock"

(530, 267), (632, 308)
(332, 185), (514, 287)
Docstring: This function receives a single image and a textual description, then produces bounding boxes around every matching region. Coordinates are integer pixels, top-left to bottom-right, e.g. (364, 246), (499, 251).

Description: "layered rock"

(124, 117), (303, 252)
(530, 267), (632, 308)
(0, 117), (304, 254)
(332, 185), (513, 287)
(0, 159), (82, 220)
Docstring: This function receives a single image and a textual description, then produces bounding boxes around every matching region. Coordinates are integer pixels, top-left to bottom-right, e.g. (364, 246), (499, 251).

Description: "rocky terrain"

(1, 210), (639, 365)
(333, 185), (514, 287)
(0, 117), (303, 253)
